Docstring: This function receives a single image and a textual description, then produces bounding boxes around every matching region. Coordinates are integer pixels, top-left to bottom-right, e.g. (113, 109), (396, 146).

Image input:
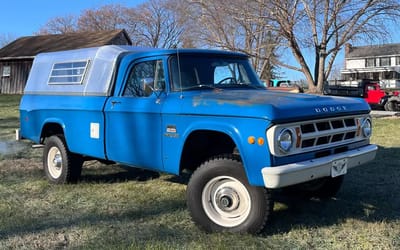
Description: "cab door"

(104, 57), (166, 170)
(365, 84), (385, 104)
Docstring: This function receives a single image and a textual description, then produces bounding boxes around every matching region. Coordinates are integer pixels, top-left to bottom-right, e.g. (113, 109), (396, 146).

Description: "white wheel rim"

(202, 176), (251, 228)
(47, 146), (63, 179)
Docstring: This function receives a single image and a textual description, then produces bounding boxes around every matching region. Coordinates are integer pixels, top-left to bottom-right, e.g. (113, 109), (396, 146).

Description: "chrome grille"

(299, 118), (358, 148)
(267, 115), (370, 157)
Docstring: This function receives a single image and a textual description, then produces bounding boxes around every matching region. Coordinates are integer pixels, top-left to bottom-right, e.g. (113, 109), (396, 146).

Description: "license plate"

(331, 158), (348, 177)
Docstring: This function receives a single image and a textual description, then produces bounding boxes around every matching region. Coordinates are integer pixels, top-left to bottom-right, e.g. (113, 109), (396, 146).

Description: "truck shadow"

(263, 145), (400, 235)
(74, 145), (398, 236)
(80, 163), (160, 183)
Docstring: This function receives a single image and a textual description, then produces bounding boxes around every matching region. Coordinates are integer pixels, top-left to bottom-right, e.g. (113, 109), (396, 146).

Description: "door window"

(123, 60), (165, 97)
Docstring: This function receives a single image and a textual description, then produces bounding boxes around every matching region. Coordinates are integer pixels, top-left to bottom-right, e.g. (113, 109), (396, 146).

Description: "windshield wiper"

(217, 83), (265, 89)
(181, 84), (221, 91)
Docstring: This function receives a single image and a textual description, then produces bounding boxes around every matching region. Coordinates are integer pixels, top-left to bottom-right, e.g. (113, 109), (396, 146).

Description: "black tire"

(285, 175), (344, 199)
(186, 154), (273, 234)
(43, 135), (83, 184)
(385, 101), (400, 111)
(391, 101), (400, 111)
(384, 102), (391, 111)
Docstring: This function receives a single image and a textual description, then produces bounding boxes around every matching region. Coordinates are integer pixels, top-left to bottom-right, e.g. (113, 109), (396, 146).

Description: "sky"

(1, 1), (400, 81)
(0, 0), (143, 37)
(0, 0), (302, 80)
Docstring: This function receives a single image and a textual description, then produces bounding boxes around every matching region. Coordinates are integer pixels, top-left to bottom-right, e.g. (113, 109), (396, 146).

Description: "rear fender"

(40, 118), (66, 143)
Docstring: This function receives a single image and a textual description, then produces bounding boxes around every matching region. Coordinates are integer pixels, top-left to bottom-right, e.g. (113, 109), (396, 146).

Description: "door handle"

(111, 100), (121, 108)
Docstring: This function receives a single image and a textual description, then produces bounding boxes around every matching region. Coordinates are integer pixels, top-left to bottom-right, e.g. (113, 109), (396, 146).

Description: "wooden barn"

(0, 29), (132, 94)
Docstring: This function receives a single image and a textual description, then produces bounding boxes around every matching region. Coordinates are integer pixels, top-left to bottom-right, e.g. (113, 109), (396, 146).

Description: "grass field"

(0, 95), (399, 249)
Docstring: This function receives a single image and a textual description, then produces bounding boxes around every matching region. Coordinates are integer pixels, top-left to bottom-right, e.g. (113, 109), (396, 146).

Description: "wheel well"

(180, 130), (236, 173)
(40, 123), (64, 143)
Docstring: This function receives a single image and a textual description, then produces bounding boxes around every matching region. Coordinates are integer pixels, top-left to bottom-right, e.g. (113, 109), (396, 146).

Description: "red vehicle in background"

(324, 79), (400, 111)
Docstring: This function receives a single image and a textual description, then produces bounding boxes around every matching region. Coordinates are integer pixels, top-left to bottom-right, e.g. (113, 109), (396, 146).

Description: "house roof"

(0, 29), (132, 60)
(347, 43), (400, 58)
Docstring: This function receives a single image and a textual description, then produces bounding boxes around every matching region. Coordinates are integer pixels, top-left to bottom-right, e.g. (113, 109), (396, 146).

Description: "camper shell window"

(48, 61), (89, 85)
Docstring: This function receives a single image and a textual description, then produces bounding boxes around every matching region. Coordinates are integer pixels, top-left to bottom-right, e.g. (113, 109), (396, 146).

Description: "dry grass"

(0, 94), (399, 249)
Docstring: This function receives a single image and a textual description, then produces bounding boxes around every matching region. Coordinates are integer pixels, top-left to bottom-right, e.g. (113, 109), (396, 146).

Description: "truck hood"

(180, 89), (370, 123)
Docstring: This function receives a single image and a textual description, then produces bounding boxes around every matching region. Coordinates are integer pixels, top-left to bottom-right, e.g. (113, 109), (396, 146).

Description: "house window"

(2, 65), (10, 77)
(365, 58), (376, 67)
(48, 61), (89, 84)
(379, 57), (391, 66)
(396, 57), (400, 65)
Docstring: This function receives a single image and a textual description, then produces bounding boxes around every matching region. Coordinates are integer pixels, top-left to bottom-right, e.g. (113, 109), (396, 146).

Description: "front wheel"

(186, 154), (273, 234)
(43, 135), (83, 184)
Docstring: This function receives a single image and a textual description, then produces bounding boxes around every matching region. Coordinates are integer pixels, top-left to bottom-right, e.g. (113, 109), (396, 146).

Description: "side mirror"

(142, 78), (154, 97)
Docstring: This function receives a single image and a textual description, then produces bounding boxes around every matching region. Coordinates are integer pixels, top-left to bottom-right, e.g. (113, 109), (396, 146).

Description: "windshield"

(169, 54), (264, 91)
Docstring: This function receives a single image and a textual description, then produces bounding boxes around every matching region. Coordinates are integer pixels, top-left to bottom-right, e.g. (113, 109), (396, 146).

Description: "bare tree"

(128, 0), (184, 48)
(186, 0), (281, 81)
(265, 0), (400, 92)
(37, 1), (183, 49)
(77, 4), (129, 32)
(38, 4), (131, 35)
(37, 15), (78, 34)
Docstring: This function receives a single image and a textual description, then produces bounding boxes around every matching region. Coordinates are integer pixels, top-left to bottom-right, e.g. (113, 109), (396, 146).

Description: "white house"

(341, 43), (400, 89)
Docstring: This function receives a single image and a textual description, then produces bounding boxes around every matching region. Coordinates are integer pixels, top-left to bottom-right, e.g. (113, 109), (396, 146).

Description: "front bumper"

(261, 144), (378, 188)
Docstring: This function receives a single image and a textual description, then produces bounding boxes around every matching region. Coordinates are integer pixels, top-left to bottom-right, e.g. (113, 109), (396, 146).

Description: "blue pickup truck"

(19, 45), (377, 233)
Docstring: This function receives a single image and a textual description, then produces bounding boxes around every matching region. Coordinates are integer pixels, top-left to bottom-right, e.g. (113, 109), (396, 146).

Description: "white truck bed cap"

(24, 45), (136, 96)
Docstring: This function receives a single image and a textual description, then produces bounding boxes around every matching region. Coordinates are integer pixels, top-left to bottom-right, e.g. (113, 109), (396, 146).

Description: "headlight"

(278, 129), (293, 153)
(361, 118), (372, 138)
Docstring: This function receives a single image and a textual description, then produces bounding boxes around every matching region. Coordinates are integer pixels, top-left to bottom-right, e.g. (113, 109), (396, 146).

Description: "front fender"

(163, 116), (272, 186)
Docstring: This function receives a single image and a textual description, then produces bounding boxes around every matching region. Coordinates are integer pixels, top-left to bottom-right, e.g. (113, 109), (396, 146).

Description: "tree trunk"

(316, 51), (326, 93)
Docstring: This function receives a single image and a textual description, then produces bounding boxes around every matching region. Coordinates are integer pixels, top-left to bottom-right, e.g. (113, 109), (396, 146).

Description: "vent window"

(48, 61), (89, 84)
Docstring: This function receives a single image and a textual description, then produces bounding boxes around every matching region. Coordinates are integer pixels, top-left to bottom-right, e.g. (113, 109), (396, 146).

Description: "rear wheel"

(391, 101), (400, 111)
(385, 101), (400, 111)
(43, 135), (83, 184)
(186, 154), (273, 233)
(384, 101), (393, 111)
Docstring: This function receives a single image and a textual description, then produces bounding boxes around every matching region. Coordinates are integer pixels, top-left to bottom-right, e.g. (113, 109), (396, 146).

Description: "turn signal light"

(248, 136), (256, 144)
